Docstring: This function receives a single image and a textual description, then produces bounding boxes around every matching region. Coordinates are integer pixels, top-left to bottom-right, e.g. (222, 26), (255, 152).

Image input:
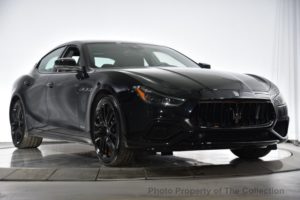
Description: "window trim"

(36, 46), (67, 74)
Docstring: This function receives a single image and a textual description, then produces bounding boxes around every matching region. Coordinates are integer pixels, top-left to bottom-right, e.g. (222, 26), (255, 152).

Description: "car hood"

(120, 67), (272, 99)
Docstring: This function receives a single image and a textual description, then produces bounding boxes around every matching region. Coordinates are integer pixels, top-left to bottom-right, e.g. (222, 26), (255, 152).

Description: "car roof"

(56, 40), (162, 48)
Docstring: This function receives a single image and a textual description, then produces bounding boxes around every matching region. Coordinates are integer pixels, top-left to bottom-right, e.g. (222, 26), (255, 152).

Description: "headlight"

(270, 85), (285, 106)
(273, 93), (285, 106)
(134, 86), (185, 106)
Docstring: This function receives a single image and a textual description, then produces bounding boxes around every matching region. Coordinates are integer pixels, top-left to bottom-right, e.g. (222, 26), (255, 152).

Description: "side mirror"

(55, 58), (77, 66)
(54, 58), (89, 80)
(198, 62), (211, 69)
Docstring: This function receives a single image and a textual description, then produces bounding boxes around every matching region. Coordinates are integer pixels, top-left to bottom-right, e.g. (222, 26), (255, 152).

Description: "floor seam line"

(0, 168), (18, 180)
(46, 169), (58, 181)
(95, 167), (101, 181)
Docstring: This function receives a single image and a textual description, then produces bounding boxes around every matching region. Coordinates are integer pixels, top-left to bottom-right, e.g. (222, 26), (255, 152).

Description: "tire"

(10, 99), (43, 149)
(231, 147), (271, 159)
(91, 94), (134, 166)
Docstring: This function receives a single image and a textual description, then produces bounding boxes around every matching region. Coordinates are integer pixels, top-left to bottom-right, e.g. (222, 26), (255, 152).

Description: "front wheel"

(91, 95), (134, 166)
(231, 147), (271, 159)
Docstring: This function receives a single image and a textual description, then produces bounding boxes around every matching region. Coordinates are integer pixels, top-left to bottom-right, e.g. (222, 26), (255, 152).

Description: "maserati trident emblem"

(232, 105), (242, 124)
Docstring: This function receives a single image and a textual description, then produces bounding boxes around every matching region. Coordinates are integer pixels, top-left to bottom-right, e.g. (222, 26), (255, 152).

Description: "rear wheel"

(231, 147), (271, 159)
(10, 99), (42, 148)
(91, 95), (134, 166)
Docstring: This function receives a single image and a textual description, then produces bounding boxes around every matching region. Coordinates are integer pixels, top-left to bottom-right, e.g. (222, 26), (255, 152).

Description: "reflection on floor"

(0, 142), (299, 181)
(0, 142), (292, 168)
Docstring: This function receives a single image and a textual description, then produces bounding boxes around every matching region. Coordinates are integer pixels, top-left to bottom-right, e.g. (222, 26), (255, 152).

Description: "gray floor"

(0, 142), (293, 169)
(0, 142), (299, 181)
(0, 171), (300, 200)
(0, 142), (299, 199)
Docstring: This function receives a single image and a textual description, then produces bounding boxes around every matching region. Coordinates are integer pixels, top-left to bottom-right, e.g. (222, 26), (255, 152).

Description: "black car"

(10, 41), (289, 166)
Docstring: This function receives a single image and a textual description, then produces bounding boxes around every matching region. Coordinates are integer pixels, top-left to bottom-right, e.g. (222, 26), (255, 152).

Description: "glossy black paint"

(10, 41), (289, 152)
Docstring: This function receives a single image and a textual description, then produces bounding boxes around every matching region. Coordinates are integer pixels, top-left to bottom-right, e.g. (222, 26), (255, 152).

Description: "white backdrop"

(0, 0), (298, 142)
(272, 0), (300, 141)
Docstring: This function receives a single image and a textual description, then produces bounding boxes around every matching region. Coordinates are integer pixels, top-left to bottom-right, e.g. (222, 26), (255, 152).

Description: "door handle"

(46, 82), (54, 88)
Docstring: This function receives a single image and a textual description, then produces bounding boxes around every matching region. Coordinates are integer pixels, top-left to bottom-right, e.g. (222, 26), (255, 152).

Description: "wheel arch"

(10, 94), (21, 108)
(87, 87), (129, 146)
(85, 71), (140, 144)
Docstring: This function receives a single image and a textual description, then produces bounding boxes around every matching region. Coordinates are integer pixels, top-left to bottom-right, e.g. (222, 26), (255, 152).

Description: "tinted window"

(86, 43), (198, 68)
(62, 47), (80, 65)
(94, 57), (115, 68)
(153, 51), (185, 67)
(93, 57), (150, 68)
(38, 47), (65, 72)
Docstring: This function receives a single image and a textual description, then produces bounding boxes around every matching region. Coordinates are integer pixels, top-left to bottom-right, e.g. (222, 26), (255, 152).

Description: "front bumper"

(122, 98), (289, 151)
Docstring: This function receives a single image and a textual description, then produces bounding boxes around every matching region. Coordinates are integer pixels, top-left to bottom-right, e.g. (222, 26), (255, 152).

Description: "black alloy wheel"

(92, 95), (133, 166)
(10, 100), (25, 146)
(10, 99), (42, 148)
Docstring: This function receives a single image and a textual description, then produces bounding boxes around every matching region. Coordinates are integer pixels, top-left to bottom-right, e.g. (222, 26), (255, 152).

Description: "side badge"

(78, 87), (92, 93)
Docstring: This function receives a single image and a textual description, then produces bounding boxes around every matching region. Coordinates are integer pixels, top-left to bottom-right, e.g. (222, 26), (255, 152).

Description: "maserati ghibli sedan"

(10, 41), (289, 166)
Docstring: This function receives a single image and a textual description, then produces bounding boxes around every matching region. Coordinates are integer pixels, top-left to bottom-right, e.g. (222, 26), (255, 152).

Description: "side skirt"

(30, 129), (93, 145)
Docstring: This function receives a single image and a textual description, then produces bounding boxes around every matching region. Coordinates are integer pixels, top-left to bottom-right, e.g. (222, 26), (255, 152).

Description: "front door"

(26, 47), (66, 131)
(46, 46), (82, 135)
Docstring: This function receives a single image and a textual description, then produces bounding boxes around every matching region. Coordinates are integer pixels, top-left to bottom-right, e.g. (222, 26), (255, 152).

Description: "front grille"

(192, 100), (275, 128)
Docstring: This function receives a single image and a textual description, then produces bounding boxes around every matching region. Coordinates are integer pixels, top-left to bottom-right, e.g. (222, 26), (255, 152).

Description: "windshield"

(86, 43), (199, 68)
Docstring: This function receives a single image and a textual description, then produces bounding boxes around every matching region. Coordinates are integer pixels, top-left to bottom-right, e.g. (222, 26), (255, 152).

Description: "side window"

(153, 51), (185, 67)
(62, 46), (81, 65)
(144, 58), (149, 66)
(38, 47), (65, 72)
